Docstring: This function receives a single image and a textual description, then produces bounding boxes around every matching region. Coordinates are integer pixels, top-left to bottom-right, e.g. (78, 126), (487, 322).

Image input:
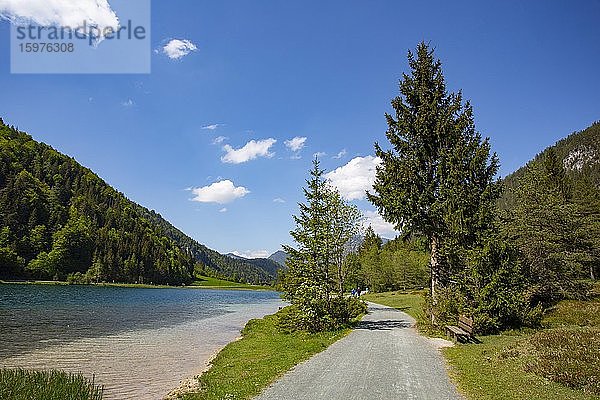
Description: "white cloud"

(232, 250), (271, 259)
(325, 156), (381, 201)
(191, 180), (249, 204)
(202, 124), (222, 130)
(284, 136), (307, 152)
(273, 198), (286, 203)
(219, 207), (228, 213)
(212, 136), (228, 145)
(313, 151), (327, 158)
(161, 39), (197, 59)
(221, 138), (276, 164)
(363, 210), (398, 238)
(333, 149), (347, 159)
(0, 0), (119, 39)
(121, 99), (134, 107)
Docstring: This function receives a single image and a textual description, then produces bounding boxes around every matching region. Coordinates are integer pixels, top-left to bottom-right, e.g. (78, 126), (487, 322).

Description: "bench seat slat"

(446, 325), (469, 336)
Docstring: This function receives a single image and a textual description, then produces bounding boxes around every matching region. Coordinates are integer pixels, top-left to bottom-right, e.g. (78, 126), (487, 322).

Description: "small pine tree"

(282, 159), (365, 331)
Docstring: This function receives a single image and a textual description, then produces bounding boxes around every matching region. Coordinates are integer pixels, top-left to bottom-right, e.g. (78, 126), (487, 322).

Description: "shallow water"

(0, 284), (283, 399)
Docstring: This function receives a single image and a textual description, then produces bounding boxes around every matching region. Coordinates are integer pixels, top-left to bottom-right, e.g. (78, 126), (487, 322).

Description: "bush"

(277, 297), (367, 333)
(524, 328), (600, 395)
(329, 296), (367, 325)
(425, 286), (464, 328)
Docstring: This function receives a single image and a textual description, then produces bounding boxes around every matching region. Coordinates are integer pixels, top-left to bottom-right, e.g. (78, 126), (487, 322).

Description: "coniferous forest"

(0, 118), (276, 285)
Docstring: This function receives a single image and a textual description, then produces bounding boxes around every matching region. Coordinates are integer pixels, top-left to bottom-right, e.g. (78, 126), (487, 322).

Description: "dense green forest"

(0, 118), (275, 285)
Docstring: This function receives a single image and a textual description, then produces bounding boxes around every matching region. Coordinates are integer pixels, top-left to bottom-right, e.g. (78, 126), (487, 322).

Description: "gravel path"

(255, 302), (463, 400)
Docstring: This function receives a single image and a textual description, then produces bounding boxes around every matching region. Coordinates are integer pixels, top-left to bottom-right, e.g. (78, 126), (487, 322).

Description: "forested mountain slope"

(0, 118), (273, 285)
(500, 121), (600, 209)
(226, 253), (283, 276)
(499, 121), (600, 282)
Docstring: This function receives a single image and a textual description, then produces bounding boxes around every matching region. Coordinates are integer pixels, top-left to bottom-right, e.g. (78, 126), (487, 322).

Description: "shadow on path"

(356, 319), (413, 331)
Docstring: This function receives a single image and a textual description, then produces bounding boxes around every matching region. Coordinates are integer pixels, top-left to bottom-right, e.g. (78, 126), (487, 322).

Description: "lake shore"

(177, 307), (350, 400)
(0, 278), (273, 291)
(0, 284), (283, 399)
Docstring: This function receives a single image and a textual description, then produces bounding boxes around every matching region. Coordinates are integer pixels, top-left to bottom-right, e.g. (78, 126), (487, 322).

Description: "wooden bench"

(445, 315), (474, 343)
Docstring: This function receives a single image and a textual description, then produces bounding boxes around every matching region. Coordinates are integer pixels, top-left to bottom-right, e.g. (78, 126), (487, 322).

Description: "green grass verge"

(181, 309), (349, 400)
(444, 331), (599, 400)
(0, 369), (103, 400)
(189, 276), (272, 290)
(542, 299), (600, 327)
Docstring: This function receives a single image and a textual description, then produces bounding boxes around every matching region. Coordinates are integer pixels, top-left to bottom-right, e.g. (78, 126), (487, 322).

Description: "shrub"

(524, 328), (600, 395)
(425, 286), (464, 328)
(277, 297), (367, 333)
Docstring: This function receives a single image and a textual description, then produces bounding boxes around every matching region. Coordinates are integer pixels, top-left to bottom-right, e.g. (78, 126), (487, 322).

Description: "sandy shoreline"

(1, 299), (283, 399)
(163, 336), (243, 399)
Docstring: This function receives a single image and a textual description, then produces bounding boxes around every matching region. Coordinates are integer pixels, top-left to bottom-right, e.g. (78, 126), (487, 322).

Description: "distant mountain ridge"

(0, 118), (275, 285)
(226, 252), (284, 276)
(268, 250), (288, 267)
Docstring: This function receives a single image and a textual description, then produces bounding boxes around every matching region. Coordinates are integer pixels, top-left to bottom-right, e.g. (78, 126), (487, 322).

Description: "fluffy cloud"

(212, 136), (227, 145)
(161, 39), (197, 59)
(191, 180), (249, 204)
(0, 0), (119, 36)
(333, 149), (347, 159)
(284, 136), (307, 152)
(325, 156), (381, 201)
(218, 207), (228, 213)
(221, 138), (276, 164)
(313, 151), (327, 158)
(231, 250), (271, 259)
(363, 210), (398, 238)
(273, 198), (286, 203)
(202, 124), (221, 130)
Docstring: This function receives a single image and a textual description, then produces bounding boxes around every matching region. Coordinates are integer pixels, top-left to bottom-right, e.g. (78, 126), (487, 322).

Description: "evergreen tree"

(503, 154), (592, 305)
(368, 42), (500, 304)
(283, 159), (334, 331)
(327, 189), (363, 296)
(282, 159), (365, 331)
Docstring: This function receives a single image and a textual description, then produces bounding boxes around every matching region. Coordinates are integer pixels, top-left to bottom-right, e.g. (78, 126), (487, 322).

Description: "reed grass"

(0, 368), (103, 400)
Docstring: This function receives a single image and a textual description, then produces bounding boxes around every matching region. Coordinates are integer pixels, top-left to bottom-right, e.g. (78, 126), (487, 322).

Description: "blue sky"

(0, 1), (599, 257)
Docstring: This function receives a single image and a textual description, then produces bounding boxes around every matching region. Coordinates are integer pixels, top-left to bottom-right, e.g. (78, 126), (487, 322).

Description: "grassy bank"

(365, 289), (600, 400)
(181, 309), (349, 400)
(0, 276), (272, 291)
(0, 369), (103, 400)
(189, 276), (272, 290)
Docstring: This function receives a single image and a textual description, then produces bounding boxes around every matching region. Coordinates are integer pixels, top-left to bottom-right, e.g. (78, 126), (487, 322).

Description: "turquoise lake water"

(0, 284), (283, 399)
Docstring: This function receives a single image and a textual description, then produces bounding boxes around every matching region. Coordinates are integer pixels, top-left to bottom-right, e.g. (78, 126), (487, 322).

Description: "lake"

(0, 284), (283, 399)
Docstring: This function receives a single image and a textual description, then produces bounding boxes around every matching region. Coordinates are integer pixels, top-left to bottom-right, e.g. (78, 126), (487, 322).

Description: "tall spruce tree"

(368, 42), (500, 304)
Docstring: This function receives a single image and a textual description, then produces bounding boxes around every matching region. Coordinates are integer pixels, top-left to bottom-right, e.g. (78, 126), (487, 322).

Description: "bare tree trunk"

(338, 259), (344, 297)
(430, 236), (440, 325)
(591, 264), (596, 281)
